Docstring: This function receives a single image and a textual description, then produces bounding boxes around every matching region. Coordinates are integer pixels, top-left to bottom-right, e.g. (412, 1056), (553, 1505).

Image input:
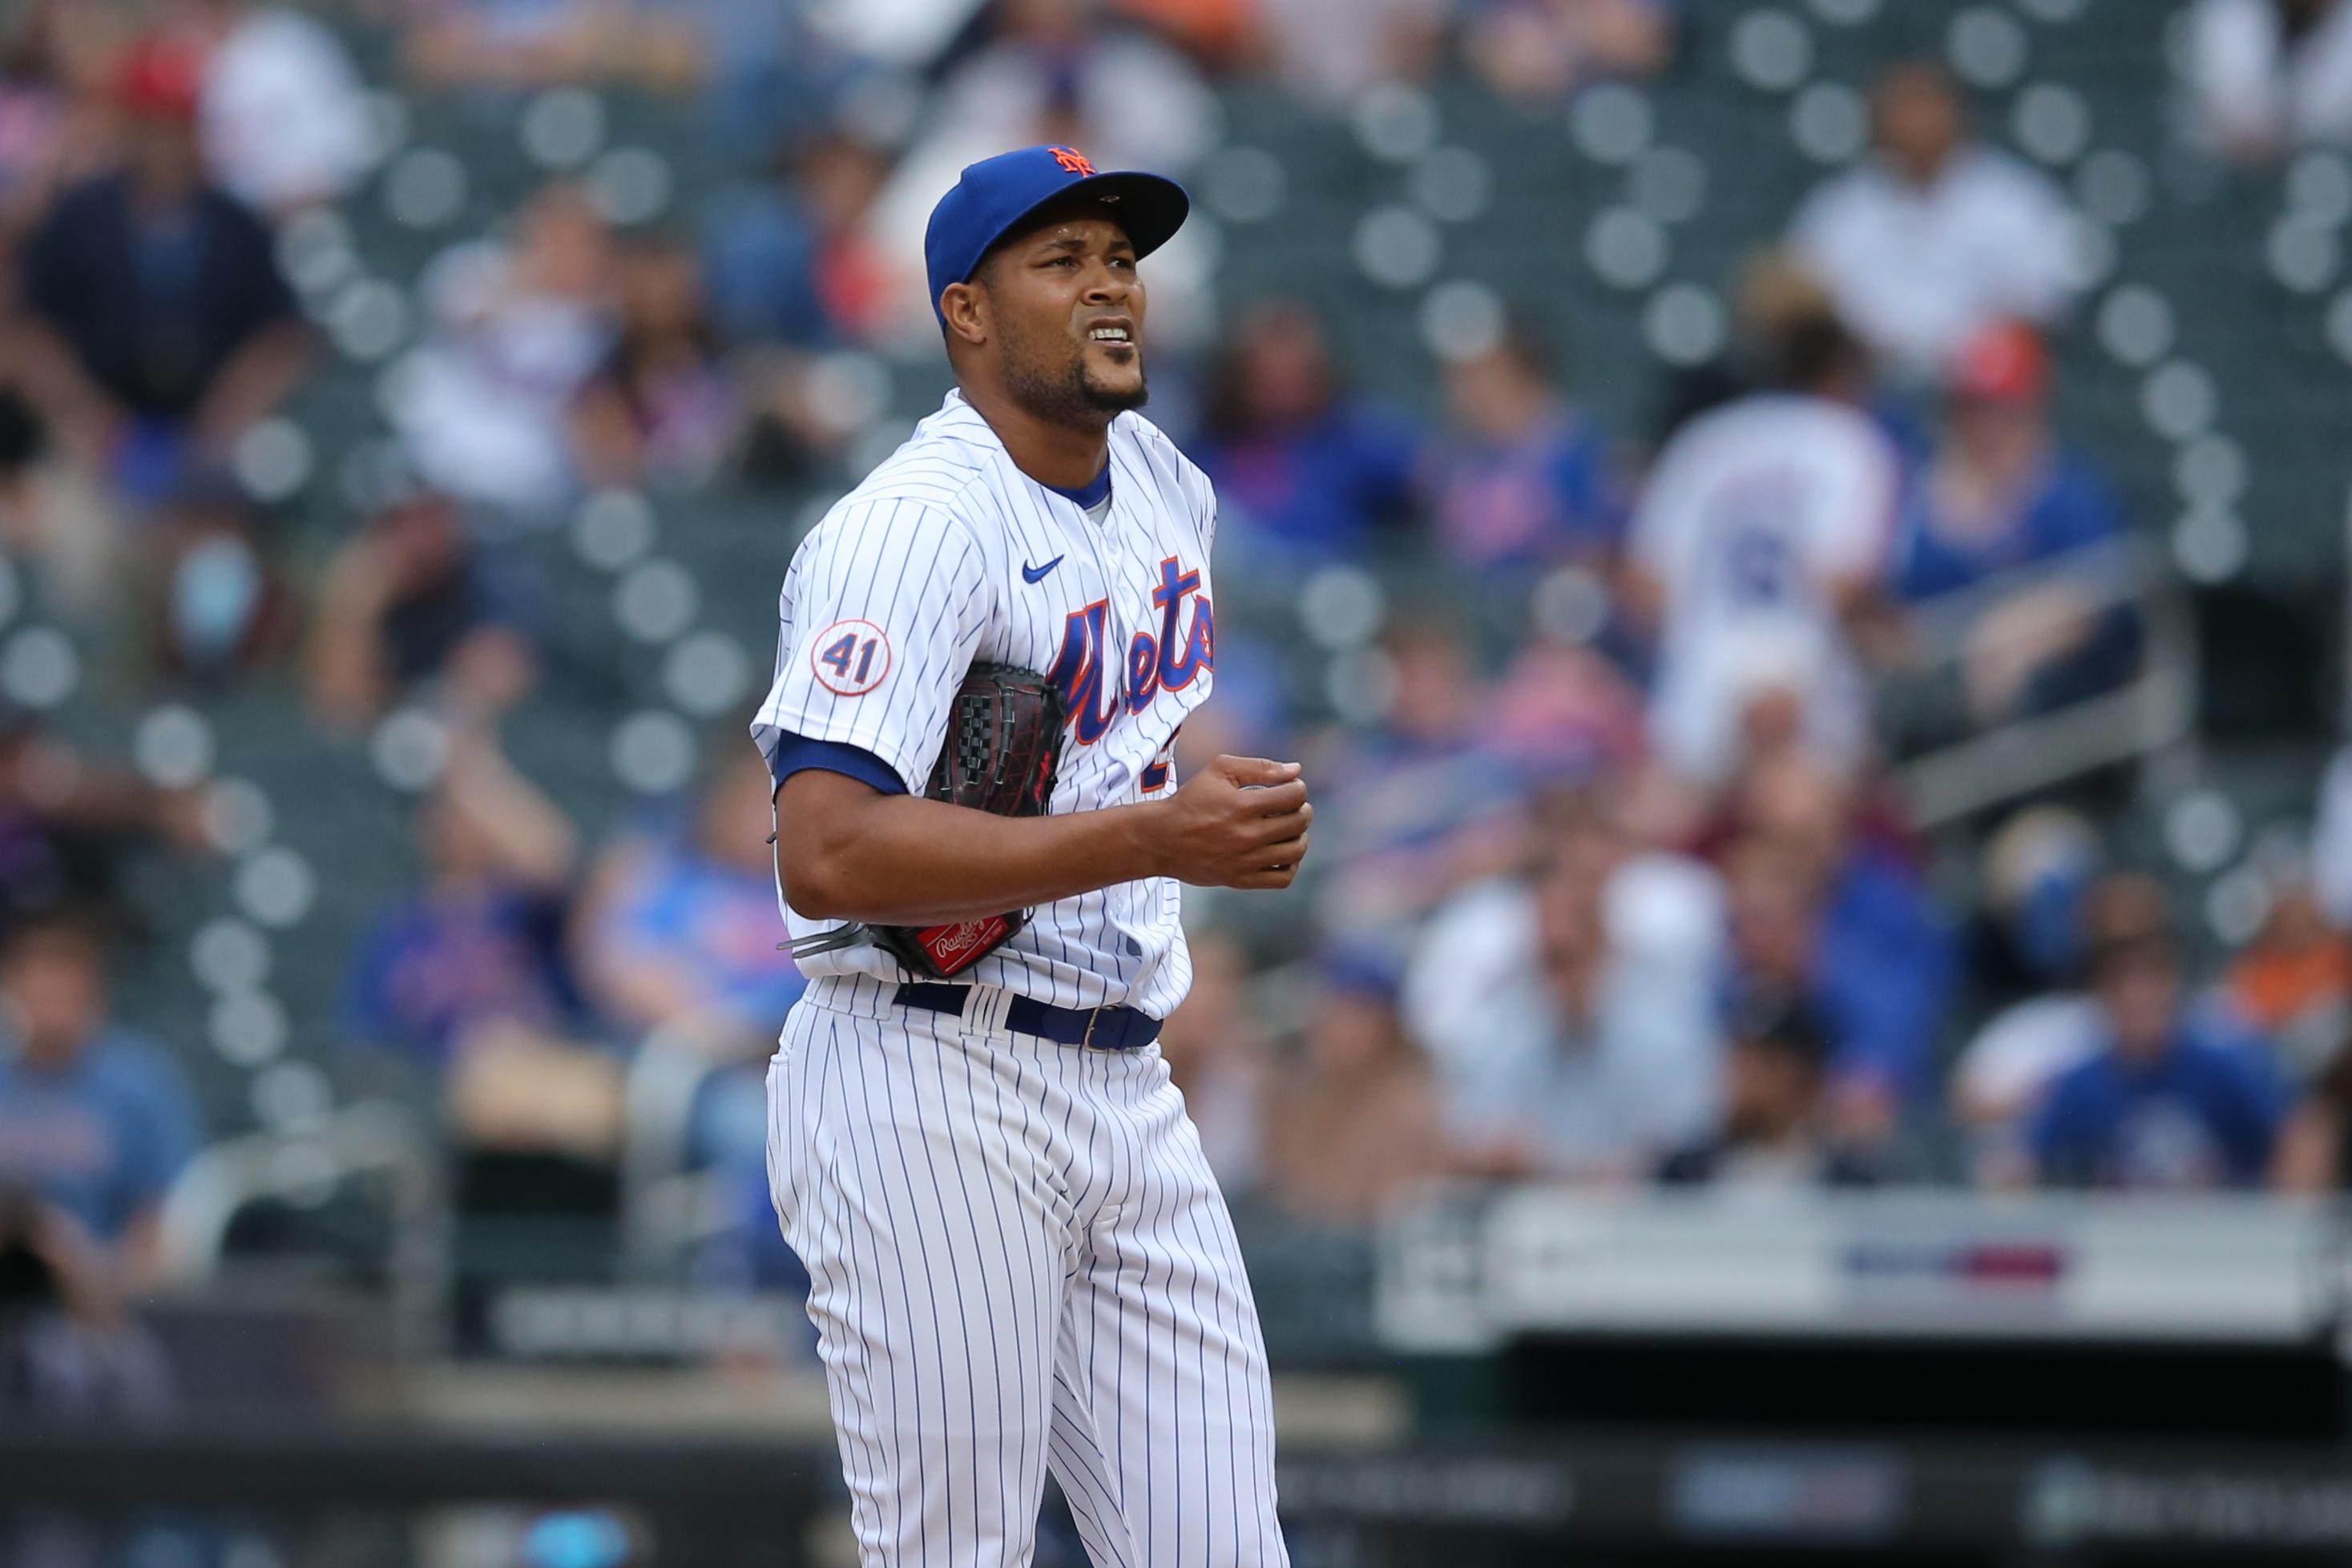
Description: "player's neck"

(964, 385), (1112, 491)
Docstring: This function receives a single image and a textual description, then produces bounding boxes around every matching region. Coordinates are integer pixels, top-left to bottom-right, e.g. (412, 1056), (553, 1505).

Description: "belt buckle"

(1081, 1006), (1101, 1050)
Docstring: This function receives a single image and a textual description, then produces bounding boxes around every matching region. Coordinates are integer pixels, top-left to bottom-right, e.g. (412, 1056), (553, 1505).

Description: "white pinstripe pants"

(766, 988), (1289, 1567)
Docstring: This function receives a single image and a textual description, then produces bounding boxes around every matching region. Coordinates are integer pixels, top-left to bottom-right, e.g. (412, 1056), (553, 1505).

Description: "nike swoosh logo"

(1022, 556), (1064, 584)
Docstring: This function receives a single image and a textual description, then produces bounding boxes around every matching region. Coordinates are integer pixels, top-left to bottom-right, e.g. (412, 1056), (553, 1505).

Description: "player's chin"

(1079, 356), (1149, 413)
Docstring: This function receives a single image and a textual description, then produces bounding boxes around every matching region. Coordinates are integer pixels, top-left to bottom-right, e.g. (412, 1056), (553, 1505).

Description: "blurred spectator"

(1955, 871), (2170, 1155)
(1262, 951), (1442, 1225)
(703, 131), (893, 349)
(177, 0), (373, 216)
(0, 914), (201, 1284)
(343, 734), (621, 1156)
(2026, 898), (2285, 1191)
(2225, 878), (2351, 1077)
(12, 33), (311, 505)
(1462, 0), (1676, 103)
(0, 1185), (174, 1418)
(1961, 803), (2103, 1009)
(1720, 751), (1955, 1138)
(2185, 0), (2352, 161)
(0, 716), (216, 931)
(403, 0), (702, 93)
(2273, 1026), (2352, 1190)
(1658, 1002), (1879, 1189)
(1160, 927), (1269, 1195)
(1309, 619), (1525, 933)
(1426, 328), (1624, 581)
(308, 489), (543, 729)
(393, 182), (616, 519)
(571, 234), (737, 489)
(1487, 638), (1648, 783)
(1719, 841), (1888, 1143)
(1886, 320), (2140, 741)
(0, 377), (123, 621)
(1192, 302), (1421, 564)
(1625, 309), (1897, 786)
(575, 747), (804, 1048)
(1892, 324), (2124, 600)
(1790, 62), (2078, 381)
(921, 0), (1217, 177)
(574, 747), (800, 1183)
(0, 0), (115, 242)
(1249, 0), (1446, 106)
(139, 474), (301, 686)
(1414, 804), (1722, 1181)
(0, 1180), (188, 1568)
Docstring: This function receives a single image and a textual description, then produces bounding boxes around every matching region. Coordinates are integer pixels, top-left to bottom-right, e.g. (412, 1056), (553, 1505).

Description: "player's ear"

(941, 280), (989, 348)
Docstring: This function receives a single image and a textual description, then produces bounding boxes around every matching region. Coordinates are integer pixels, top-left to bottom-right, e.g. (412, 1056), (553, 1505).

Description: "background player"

(753, 145), (1308, 1566)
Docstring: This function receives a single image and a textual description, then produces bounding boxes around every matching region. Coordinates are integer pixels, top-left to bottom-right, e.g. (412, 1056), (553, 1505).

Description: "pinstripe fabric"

(769, 986), (1289, 1566)
(752, 391), (1216, 1021)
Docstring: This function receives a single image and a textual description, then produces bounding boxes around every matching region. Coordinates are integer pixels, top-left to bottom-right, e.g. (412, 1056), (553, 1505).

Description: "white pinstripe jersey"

(753, 389), (1216, 1020)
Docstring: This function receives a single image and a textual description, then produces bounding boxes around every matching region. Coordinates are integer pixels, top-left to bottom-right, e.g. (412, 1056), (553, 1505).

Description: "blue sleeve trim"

(769, 732), (908, 796)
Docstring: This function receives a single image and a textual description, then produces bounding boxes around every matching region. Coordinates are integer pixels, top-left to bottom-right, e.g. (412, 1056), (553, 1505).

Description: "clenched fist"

(1149, 755), (1312, 891)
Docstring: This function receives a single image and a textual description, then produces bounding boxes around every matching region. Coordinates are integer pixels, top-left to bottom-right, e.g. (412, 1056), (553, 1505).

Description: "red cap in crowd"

(113, 35), (205, 123)
(1948, 320), (2049, 405)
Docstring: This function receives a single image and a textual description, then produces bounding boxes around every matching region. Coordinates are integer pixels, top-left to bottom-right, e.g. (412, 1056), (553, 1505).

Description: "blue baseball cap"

(923, 145), (1189, 327)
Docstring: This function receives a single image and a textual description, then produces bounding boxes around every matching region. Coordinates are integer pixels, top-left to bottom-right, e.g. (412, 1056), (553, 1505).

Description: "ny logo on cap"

(1050, 146), (1097, 177)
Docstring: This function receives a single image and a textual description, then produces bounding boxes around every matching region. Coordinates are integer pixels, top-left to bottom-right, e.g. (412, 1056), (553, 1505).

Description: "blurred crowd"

(0, 0), (2348, 1360)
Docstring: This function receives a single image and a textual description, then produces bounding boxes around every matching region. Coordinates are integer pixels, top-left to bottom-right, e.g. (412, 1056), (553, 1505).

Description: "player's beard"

(1002, 325), (1148, 426)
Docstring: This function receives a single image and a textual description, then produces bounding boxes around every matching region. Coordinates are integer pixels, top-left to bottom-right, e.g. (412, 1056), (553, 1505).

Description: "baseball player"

(752, 145), (1309, 1566)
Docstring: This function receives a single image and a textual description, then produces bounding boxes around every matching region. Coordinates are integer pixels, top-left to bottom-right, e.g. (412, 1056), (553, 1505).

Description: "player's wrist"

(1118, 799), (1176, 881)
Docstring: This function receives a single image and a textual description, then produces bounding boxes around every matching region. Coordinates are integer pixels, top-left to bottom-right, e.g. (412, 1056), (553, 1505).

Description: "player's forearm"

(779, 784), (1161, 927)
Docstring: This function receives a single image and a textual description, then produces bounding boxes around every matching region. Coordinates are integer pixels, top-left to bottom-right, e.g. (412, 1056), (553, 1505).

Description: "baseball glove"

(788, 662), (1067, 979)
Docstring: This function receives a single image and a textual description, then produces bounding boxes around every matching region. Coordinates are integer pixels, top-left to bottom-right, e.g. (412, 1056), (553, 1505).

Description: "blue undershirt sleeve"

(768, 732), (910, 796)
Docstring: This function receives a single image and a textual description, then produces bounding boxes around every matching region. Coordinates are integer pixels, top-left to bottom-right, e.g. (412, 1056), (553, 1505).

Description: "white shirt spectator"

(2187, 0), (2352, 156)
(1790, 147), (2078, 379)
(1404, 857), (1725, 1176)
(1953, 992), (2103, 1128)
(393, 238), (613, 519)
(1631, 392), (1898, 784)
(201, 7), (373, 213)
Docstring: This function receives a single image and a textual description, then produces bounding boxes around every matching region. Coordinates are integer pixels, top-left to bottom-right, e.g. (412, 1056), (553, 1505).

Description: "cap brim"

(988, 170), (1191, 268)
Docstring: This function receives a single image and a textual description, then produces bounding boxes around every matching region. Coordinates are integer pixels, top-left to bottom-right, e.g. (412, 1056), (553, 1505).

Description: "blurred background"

(2, 0), (2352, 1562)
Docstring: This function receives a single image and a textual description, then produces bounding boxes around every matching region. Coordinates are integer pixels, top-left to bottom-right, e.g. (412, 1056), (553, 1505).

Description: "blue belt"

(893, 982), (1162, 1052)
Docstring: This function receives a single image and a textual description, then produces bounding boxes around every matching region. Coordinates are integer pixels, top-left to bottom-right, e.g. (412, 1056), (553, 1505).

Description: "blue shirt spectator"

(15, 40), (309, 505)
(2031, 1019), (2285, 1189)
(343, 748), (589, 1070)
(1720, 752), (1955, 1135)
(1893, 451), (2124, 603)
(1890, 320), (2127, 602)
(0, 918), (201, 1256)
(702, 134), (891, 349)
(345, 885), (579, 1067)
(1427, 338), (1625, 577)
(1725, 841), (1955, 1111)
(1192, 302), (1422, 562)
(2028, 914), (2286, 1190)
(309, 491), (546, 731)
(576, 749), (805, 1045)
(1817, 844), (1959, 1099)
(1888, 321), (2143, 732)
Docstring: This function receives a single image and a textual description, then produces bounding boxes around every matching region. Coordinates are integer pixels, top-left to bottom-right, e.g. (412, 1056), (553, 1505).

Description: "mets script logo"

(1047, 558), (1212, 747)
(1050, 146), (1096, 177)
